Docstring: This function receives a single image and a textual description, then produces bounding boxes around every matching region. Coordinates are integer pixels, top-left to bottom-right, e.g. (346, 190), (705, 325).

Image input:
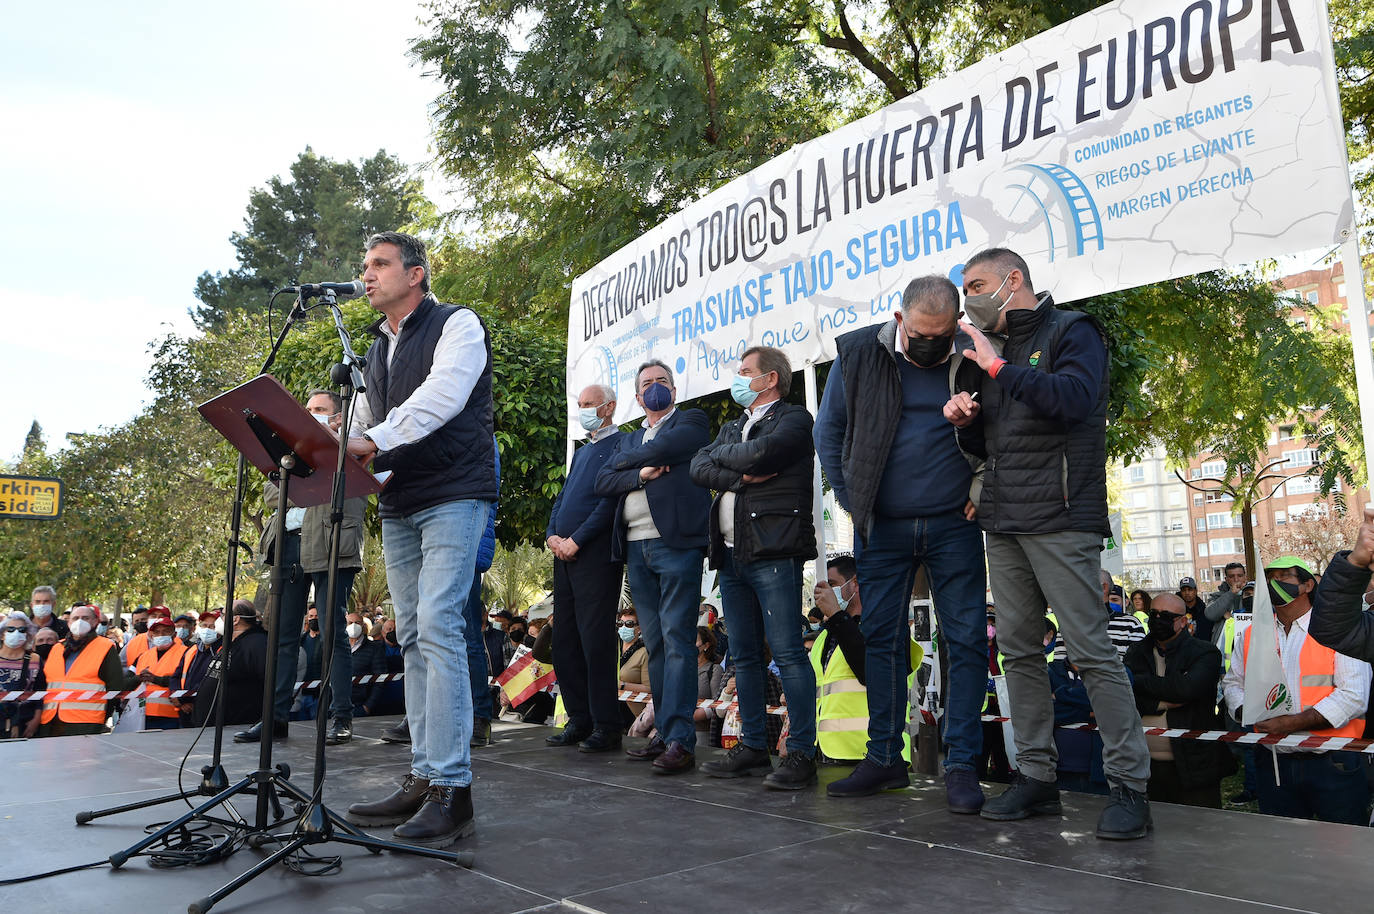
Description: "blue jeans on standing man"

(717, 551), (816, 756)
(382, 498), (489, 788)
(855, 509), (986, 770)
(625, 538), (704, 751)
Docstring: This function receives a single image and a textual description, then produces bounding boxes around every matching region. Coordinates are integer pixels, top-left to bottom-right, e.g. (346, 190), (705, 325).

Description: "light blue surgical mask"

(197, 628), (218, 645)
(731, 374), (760, 408)
(618, 625), (636, 643)
(578, 406), (604, 432)
(175, 626), (189, 640)
(151, 635), (174, 649)
(832, 578), (854, 614)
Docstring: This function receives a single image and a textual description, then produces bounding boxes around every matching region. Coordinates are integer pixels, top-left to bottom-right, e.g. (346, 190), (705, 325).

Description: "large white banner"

(566, 0), (1352, 432)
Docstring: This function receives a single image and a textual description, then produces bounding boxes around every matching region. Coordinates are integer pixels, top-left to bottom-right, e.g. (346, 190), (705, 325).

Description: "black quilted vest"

(978, 300), (1110, 537)
(363, 295), (497, 518)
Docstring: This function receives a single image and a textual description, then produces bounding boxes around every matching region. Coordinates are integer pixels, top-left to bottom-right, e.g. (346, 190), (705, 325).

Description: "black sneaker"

(826, 758), (910, 798)
(762, 752), (817, 791)
(380, 719), (410, 744)
(1096, 782), (1152, 840)
(701, 743), (773, 778)
(326, 719), (353, 745)
(980, 773), (1061, 821)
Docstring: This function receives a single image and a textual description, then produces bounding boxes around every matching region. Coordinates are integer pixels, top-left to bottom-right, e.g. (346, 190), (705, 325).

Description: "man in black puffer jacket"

(691, 345), (817, 790)
(1311, 508), (1374, 661)
(1125, 594), (1234, 808)
(946, 247), (1151, 840)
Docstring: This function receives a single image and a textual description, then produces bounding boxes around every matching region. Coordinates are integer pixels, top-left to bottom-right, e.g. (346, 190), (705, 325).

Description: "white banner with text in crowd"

(565, 0), (1352, 434)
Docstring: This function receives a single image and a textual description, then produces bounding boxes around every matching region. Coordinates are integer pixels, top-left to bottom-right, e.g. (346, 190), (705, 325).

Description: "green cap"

(1264, 555), (1315, 577)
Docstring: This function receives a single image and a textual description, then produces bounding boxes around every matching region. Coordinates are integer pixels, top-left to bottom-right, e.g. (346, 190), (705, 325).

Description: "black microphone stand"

(76, 292), (310, 828)
(184, 290), (471, 914)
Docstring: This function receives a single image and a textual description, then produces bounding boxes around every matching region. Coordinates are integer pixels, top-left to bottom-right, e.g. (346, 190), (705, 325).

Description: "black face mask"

(1269, 580), (1301, 608)
(384, 631), (398, 646)
(902, 330), (953, 368)
(308, 619), (320, 632)
(510, 630), (526, 644)
(1241, 594), (1254, 612)
(1147, 613), (1181, 642)
(134, 621), (148, 634)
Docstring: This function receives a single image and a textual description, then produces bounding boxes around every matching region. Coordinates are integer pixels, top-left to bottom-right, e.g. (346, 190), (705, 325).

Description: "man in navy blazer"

(544, 384), (626, 753)
(595, 359), (711, 773)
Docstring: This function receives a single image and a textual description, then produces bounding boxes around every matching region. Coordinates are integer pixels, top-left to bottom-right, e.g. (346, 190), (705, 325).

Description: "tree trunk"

(1240, 497), (1256, 579)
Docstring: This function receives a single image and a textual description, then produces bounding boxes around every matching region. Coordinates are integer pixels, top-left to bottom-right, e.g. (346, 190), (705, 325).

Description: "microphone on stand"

(289, 280), (366, 301)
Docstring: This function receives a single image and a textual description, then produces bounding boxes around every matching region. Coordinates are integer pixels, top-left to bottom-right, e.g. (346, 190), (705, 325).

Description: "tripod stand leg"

(186, 834), (310, 914)
(273, 778), (375, 843)
(109, 774), (256, 868)
(327, 831), (474, 867)
(76, 789), (200, 825)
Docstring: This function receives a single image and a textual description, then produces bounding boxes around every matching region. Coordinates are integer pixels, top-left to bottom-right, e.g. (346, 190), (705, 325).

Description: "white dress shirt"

(349, 305), (487, 452)
(1221, 609), (1371, 753)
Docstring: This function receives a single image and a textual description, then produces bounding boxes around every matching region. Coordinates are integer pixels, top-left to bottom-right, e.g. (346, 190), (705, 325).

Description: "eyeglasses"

(1147, 611), (1185, 622)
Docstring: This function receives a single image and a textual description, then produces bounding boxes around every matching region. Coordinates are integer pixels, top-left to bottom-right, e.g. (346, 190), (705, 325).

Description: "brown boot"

(392, 784), (475, 849)
(345, 773), (429, 826)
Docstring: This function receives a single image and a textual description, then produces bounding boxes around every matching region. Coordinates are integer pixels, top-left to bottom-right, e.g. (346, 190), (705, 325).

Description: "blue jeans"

(462, 566), (492, 722)
(625, 539), (704, 750)
(382, 499), (489, 787)
(306, 569), (356, 721)
(855, 510), (986, 769)
(1255, 748), (1370, 824)
(717, 551), (815, 755)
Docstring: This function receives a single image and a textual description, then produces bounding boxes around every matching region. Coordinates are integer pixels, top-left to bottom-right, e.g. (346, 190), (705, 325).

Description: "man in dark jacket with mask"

(814, 274), (987, 810)
(1125, 594), (1232, 807)
(945, 247), (1151, 839)
(691, 345), (818, 789)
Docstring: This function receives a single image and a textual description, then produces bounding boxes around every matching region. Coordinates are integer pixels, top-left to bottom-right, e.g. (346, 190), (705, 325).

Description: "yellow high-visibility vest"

(810, 629), (922, 762)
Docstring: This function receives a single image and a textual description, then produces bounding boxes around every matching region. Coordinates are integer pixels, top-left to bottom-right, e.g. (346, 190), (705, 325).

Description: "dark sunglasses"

(1147, 611), (1185, 622)
(3, 626), (27, 633)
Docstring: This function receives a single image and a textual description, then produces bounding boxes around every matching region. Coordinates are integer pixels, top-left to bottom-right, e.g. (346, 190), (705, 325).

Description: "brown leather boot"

(345, 773), (429, 826)
(392, 784), (475, 849)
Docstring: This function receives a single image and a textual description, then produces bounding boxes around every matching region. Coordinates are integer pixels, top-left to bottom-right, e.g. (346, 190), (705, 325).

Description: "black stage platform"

(5, 716), (1370, 913)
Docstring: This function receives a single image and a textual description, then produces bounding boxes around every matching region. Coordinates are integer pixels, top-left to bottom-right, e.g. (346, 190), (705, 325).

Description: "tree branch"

(816, 3), (911, 100)
(700, 10), (722, 145)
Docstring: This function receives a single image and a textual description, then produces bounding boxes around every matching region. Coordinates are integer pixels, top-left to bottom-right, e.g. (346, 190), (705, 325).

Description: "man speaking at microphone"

(342, 231), (497, 849)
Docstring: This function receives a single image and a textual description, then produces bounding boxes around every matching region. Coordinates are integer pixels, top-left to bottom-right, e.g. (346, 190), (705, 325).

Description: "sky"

(1, 0), (453, 461)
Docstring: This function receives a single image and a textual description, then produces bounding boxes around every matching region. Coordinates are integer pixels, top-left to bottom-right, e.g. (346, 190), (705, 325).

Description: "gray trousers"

(986, 529), (1150, 792)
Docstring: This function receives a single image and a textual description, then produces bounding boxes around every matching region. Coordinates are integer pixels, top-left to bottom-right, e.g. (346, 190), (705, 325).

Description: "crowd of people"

(12, 234), (1374, 852)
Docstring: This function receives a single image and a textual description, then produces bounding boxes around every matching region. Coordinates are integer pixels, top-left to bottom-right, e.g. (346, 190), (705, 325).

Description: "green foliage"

(192, 148), (432, 331)
(483, 542), (552, 614)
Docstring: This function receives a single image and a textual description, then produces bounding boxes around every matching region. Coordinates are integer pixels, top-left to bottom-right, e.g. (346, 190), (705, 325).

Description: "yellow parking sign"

(0, 475), (63, 519)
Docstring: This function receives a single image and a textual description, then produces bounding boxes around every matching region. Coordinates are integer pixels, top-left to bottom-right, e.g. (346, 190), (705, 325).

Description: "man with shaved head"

(1124, 592), (1230, 808)
(543, 383), (627, 752)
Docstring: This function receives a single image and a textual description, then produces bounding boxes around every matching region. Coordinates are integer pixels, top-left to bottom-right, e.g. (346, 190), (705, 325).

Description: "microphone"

(290, 280), (366, 301)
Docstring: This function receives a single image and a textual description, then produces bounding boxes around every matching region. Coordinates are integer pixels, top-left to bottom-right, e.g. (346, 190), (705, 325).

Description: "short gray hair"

(901, 275), (960, 317)
(636, 359), (674, 388)
(965, 247), (1034, 293)
(366, 231), (430, 293)
(31, 585), (56, 601)
(1099, 569), (1115, 588)
(4, 611), (36, 651)
(742, 345), (793, 397)
(584, 384), (616, 406)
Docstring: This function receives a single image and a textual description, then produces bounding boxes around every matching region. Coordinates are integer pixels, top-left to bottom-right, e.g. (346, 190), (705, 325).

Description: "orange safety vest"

(137, 641), (189, 718)
(41, 638), (115, 725)
(1242, 625), (1365, 739)
(125, 632), (151, 669)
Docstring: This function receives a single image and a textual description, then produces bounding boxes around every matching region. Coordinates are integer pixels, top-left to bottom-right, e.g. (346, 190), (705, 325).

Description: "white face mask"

(313, 412), (332, 426)
(346, 623), (364, 639)
(151, 634), (174, 649)
(69, 618), (93, 638)
(578, 405), (605, 432)
(4, 630), (26, 649)
(32, 604), (52, 618)
(197, 628), (219, 645)
(214, 618), (225, 636)
(831, 578), (854, 613)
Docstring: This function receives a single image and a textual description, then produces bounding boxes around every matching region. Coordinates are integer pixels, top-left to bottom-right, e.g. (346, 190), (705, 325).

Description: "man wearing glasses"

(596, 360), (711, 774)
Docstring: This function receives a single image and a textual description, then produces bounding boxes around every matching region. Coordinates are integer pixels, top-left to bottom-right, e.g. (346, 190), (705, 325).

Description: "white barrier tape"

(979, 713), (1374, 754)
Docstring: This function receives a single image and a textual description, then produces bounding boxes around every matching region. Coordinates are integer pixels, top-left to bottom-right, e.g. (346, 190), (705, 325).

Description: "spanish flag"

(495, 646), (557, 706)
